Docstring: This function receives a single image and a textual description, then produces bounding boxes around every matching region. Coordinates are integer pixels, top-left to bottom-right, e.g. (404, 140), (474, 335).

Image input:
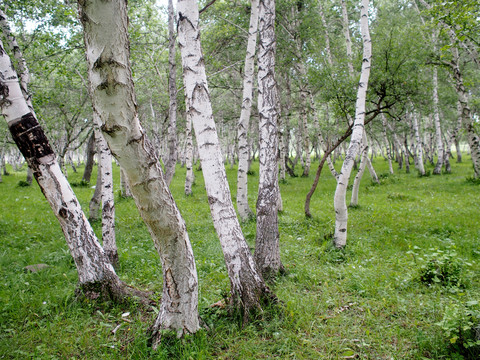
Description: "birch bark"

(78, 0), (199, 341)
(412, 110), (425, 175)
(177, 0), (273, 314)
(333, 0), (372, 248)
(184, 111), (194, 196)
(0, 40), (140, 302)
(95, 128), (117, 267)
(164, 0), (178, 186)
(82, 131), (96, 183)
(236, 0), (259, 221)
(255, 0), (284, 278)
(431, 49), (444, 175)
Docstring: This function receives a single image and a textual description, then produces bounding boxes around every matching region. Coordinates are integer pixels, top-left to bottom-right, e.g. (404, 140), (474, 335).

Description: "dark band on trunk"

(9, 112), (55, 161)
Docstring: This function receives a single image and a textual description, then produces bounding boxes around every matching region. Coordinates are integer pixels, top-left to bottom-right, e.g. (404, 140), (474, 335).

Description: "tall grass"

(0, 157), (478, 359)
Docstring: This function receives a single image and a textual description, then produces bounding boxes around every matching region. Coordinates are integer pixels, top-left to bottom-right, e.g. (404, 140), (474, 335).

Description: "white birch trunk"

(184, 111), (194, 196)
(89, 152), (102, 221)
(255, 0), (284, 278)
(0, 40), (128, 297)
(236, 0), (259, 221)
(78, 0), (199, 341)
(333, 0), (371, 248)
(164, 0), (178, 186)
(120, 167), (132, 198)
(412, 110), (425, 175)
(177, 0), (272, 314)
(432, 57), (444, 175)
(95, 128), (117, 267)
(341, 0), (355, 78)
(350, 144), (368, 207)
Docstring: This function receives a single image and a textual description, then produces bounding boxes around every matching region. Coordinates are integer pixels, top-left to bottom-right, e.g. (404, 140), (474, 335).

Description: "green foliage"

(16, 180), (31, 187)
(70, 180), (90, 188)
(436, 301), (480, 358)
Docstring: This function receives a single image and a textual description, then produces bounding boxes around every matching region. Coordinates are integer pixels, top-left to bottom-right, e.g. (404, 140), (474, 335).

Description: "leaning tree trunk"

(236, 0), (259, 221)
(78, 0), (200, 344)
(333, 0), (371, 248)
(177, 0), (274, 317)
(95, 128), (118, 267)
(164, 0), (178, 186)
(0, 40), (141, 303)
(255, 0), (284, 279)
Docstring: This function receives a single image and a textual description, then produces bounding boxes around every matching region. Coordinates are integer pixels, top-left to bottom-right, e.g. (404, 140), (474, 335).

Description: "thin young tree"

(333, 0), (372, 248)
(176, 0), (275, 316)
(236, 0), (259, 222)
(78, 0), (200, 344)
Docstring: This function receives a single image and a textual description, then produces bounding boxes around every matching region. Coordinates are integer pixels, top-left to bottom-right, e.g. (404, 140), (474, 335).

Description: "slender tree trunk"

(350, 144), (368, 207)
(236, 0), (259, 221)
(177, 0), (273, 317)
(184, 112), (195, 196)
(164, 0), (178, 186)
(26, 166), (33, 185)
(412, 111), (425, 175)
(255, 0), (284, 279)
(0, 40), (143, 303)
(120, 167), (132, 198)
(89, 154), (102, 221)
(340, 0), (355, 77)
(78, 0), (200, 342)
(432, 58), (444, 175)
(95, 128), (118, 267)
(82, 131), (96, 183)
(333, 0), (371, 248)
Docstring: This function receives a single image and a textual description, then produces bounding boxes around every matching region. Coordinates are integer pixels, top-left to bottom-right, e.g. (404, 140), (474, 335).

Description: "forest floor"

(0, 156), (479, 359)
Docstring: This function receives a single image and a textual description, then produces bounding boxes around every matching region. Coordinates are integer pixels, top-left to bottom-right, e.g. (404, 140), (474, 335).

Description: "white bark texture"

(350, 143), (368, 207)
(432, 63), (444, 175)
(333, 0), (372, 248)
(184, 111), (194, 196)
(412, 111), (425, 175)
(165, 0), (178, 186)
(120, 167), (132, 198)
(255, 0), (284, 278)
(341, 0), (355, 77)
(236, 0), (259, 221)
(78, 0), (199, 340)
(0, 40), (121, 290)
(449, 41), (480, 178)
(177, 0), (270, 311)
(95, 128), (117, 267)
(89, 157), (102, 221)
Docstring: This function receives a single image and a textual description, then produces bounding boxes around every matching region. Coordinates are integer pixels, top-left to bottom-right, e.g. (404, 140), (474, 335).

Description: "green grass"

(0, 157), (479, 359)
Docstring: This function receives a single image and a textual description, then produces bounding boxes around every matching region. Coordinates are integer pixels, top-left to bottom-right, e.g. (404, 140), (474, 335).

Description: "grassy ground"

(0, 156), (479, 359)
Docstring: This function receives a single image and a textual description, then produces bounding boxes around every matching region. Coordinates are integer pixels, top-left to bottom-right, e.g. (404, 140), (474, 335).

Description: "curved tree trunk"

(0, 40), (142, 303)
(333, 0), (372, 248)
(236, 0), (259, 221)
(164, 0), (178, 186)
(177, 0), (274, 317)
(255, 0), (284, 279)
(78, 0), (200, 343)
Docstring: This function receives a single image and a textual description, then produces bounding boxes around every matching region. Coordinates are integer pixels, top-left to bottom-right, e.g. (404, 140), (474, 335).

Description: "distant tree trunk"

(177, 0), (274, 316)
(255, 0), (284, 279)
(0, 40), (142, 303)
(184, 111), (194, 196)
(164, 0), (178, 186)
(350, 143), (368, 207)
(120, 167), (132, 198)
(79, 0), (200, 343)
(412, 111), (425, 175)
(82, 131), (96, 183)
(95, 128), (118, 267)
(236, 0), (258, 221)
(26, 166), (33, 185)
(333, 0), (371, 248)
(340, 0), (355, 77)
(432, 57), (444, 175)
(89, 153), (102, 221)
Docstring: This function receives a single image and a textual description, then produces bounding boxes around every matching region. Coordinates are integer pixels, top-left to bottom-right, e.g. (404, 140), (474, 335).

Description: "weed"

(465, 176), (480, 185)
(16, 180), (31, 187)
(70, 180), (90, 188)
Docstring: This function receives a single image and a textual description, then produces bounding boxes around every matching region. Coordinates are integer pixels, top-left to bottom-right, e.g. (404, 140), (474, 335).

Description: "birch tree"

(164, 0), (178, 186)
(176, 0), (274, 316)
(333, 0), (372, 248)
(78, 0), (200, 343)
(254, 0), (284, 278)
(0, 39), (145, 303)
(236, 0), (259, 222)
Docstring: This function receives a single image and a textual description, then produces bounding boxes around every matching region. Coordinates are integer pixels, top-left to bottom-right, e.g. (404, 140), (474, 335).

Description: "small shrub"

(418, 170), (431, 178)
(465, 176), (480, 185)
(416, 246), (464, 287)
(70, 180), (90, 188)
(17, 180), (31, 187)
(436, 301), (480, 359)
(387, 192), (408, 201)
